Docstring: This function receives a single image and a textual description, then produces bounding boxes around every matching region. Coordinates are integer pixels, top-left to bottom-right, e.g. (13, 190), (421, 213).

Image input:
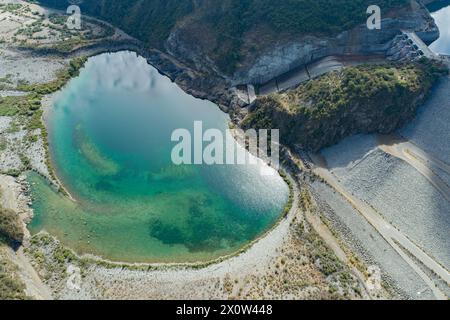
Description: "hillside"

(241, 59), (448, 151)
(36, 0), (409, 74)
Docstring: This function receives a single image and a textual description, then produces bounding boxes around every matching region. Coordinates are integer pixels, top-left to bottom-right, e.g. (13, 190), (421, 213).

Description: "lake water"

(430, 4), (450, 54)
(28, 51), (289, 263)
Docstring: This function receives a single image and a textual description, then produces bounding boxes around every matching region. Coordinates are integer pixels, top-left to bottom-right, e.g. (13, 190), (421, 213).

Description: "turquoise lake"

(28, 51), (289, 263)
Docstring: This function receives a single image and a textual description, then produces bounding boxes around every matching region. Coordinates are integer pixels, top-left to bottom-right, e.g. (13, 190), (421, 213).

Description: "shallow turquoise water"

(28, 51), (289, 263)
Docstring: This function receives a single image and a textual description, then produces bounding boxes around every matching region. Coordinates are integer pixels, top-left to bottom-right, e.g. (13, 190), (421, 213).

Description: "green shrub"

(0, 137), (6, 151)
(2, 169), (21, 178)
(17, 56), (87, 94)
(0, 93), (43, 117)
(0, 206), (24, 246)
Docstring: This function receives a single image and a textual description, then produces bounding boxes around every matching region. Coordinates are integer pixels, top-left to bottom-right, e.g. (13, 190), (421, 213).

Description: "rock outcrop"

(240, 61), (448, 151)
(160, 0), (440, 110)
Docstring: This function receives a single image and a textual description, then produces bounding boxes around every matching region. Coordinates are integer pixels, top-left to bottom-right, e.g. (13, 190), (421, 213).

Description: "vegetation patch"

(17, 57), (87, 94)
(1, 3), (23, 12)
(0, 205), (24, 247)
(0, 242), (28, 300)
